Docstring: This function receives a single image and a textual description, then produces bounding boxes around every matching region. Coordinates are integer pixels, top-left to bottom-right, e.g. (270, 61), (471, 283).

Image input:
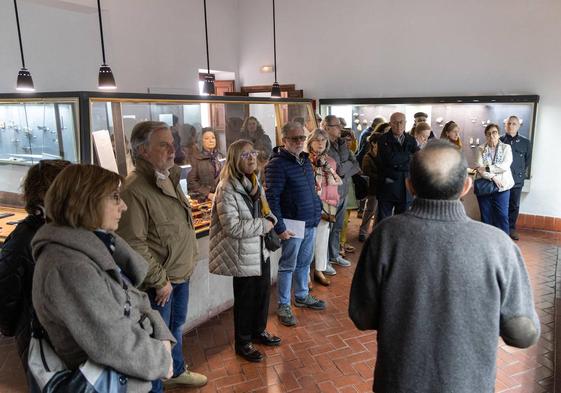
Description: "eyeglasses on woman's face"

(240, 150), (258, 160)
(108, 191), (122, 205)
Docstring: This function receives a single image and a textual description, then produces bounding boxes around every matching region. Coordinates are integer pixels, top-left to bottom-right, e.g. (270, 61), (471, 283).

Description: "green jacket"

(117, 158), (198, 290)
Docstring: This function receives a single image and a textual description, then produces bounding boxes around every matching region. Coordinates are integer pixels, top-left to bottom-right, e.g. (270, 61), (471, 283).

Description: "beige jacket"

(32, 224), (175, 393)
(117, 158), (198, 289)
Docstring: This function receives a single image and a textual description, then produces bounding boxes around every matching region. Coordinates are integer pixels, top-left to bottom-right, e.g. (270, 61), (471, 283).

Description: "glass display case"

(320, 95), (538, 179)
(320, 95), (539, 220)
(0, 92), (316, 239)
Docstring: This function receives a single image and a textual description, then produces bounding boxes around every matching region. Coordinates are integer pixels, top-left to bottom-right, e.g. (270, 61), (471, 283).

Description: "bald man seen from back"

(349, 140), (540, 393)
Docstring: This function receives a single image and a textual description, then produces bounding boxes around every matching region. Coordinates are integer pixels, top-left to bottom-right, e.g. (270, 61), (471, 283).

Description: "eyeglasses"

(327, 124), (341, 128)
(240, 150), (258, 160)
(486, 130), (499, 136)
(108, 191), (122, 205)
(285, 135), (307, 142)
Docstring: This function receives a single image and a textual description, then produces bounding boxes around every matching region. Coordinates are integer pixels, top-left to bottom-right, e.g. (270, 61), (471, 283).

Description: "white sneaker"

(323, 263), (337, 276)
(330, 256), (351, 267)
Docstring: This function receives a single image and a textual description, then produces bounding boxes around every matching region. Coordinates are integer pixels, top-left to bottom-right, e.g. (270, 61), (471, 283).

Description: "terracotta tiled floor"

(1, 217), (559, 393)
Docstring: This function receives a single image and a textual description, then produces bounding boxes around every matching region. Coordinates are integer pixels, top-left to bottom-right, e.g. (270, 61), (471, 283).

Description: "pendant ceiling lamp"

(270, 0), (281, 98)
(202, 0), (215, 95)
(13, 0), (34, 92)
(96, 0), (116, 90)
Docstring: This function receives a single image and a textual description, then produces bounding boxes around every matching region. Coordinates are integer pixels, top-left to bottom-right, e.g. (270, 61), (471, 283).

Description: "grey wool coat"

(209, 176), (276, 277)
(32, 224), (175, 393)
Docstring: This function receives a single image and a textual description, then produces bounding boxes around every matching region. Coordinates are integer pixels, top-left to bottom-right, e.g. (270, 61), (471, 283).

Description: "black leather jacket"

(500, 133), (532, 188)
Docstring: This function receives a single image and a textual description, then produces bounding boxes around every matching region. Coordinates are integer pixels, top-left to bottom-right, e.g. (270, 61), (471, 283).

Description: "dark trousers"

(376, 199), (408, 223)
(508, 186), (522, 231)
(477, 190), (510, 235)
(233, 257), (271, 347)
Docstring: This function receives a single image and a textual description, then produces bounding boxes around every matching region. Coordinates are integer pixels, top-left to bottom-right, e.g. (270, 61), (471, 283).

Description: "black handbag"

(264, 230), (281, 252)
(352, 174), (369, 200)
(474, 178), (499, 196)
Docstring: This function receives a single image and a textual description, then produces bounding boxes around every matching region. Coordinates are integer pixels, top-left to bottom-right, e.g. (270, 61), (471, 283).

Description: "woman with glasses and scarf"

(188, 128), (225, 201)
(209, 139), (280, 363)
(475, 123), (514, 234)
(31, 164), (175, 392)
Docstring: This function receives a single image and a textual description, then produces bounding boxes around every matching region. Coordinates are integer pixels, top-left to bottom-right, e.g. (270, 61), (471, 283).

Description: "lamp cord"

(272, 0), (278, 83)
(203, 0), (211, 75)
(97, 0), (107, 65)
(13, 0), (26, 69)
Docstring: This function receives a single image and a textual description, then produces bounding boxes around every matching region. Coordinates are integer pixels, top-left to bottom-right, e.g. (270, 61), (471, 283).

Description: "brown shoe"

(314, 270), (331, 286)
(344, 243), (356, 253)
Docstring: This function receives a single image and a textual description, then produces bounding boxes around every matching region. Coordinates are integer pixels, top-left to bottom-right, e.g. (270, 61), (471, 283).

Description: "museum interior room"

(1, 0), (561, 392)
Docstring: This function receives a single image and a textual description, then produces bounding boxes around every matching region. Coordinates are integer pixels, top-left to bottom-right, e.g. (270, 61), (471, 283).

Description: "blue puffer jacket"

(265, 147), (322, 233)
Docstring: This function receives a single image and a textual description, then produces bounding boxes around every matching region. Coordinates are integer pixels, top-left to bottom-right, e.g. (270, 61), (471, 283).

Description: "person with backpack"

(0, 159), (70, 373)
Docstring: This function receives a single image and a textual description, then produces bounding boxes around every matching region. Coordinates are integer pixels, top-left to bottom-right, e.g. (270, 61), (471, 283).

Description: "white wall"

(0, 0), (239, 93)
(2, 0), (560, 217)
(238, 0), (561, 218)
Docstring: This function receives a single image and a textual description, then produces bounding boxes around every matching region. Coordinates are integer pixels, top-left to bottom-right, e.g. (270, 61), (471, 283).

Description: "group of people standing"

(0, 109), (533, 392)
(354, 111), (531, 240)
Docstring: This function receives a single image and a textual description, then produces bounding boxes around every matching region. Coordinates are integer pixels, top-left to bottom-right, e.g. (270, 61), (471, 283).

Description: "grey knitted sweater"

(349, 198), (540, 393)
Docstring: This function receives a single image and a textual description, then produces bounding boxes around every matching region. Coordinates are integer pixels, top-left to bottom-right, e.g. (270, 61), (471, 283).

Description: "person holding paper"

(265, 122), (324, 327)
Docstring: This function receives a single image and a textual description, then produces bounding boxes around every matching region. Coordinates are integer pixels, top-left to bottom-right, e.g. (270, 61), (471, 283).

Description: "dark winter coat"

(187, 148), (225, 200)
(0, 212), (44, 371)
(500, 133), (532, 188)
(264, 147), (322, 233)
(376, 131), (419, 203)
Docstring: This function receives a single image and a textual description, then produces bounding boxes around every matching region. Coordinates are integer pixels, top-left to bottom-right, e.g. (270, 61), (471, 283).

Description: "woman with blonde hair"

(32, 164), (174, 392)
(306, 128), (342, 284)
(209, 139), (280, 363)
(440, 121), (462, 149)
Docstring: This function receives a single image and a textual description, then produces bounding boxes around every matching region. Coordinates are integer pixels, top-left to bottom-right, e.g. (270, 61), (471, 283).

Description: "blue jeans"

(477, 190), (510, 234)
(148, 281), (189, 393)
(277, 226), (316, 305)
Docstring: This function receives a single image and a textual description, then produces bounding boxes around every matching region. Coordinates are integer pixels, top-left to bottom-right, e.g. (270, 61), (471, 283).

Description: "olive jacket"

(32, 224), (175, 393)
(117, 158), (198, 289)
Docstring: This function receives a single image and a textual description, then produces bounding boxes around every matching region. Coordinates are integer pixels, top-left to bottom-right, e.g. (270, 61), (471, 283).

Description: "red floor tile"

(1, 218), (559, 392)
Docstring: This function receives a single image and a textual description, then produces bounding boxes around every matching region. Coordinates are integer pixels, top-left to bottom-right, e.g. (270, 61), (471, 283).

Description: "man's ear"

(405, 178), (416, 197)
(459, 176), (473, 198)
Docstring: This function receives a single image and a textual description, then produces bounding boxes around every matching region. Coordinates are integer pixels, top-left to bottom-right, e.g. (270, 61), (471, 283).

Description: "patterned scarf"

(240, 173), (271, 217)
(482, 142), (505, 166)
(309, 152), (336, 195)
(202, 149), (221, 177)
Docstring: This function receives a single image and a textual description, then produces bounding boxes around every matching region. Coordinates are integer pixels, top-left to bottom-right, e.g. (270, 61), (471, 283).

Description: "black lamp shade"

(203, 74), (215, 95)
(271, 82), (281, 98)
(16, 68), (34, 91)
(98, 64), (116, 90)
